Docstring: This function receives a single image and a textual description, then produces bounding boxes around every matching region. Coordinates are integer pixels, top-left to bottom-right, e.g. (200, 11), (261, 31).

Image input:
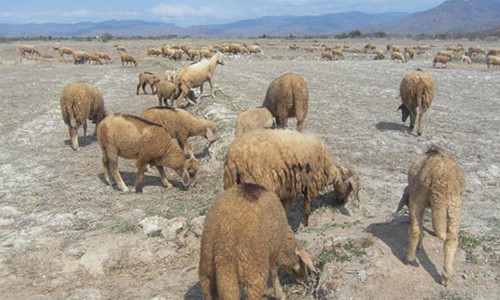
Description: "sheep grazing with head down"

(223, 129), (359, 226)
(120, 53), (137, 67)
(398, 69), (435, 136)
(97, 113), (197, 193)
(486, 55), (500, 70)
(175, 52), (224, 105)
(433, 54), (451, 68)
(235, 106), (275, 137)
(136, 72), (161, 95)
(19, 45), (40, 59)
(140, 106), (217, 159)
(199, 183), (317, 300)
(396, 145), (465, 286)
(263, 72), (309, 132)
(60, 82), (107, 151)
(391, 51), (406, 63)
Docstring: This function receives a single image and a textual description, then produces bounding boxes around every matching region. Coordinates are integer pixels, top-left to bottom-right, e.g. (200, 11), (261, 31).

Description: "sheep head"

(215, 52), (224, 65)
(398, 104), (410, 122)
(178, 156), (198, 187)
(333, 165), (359, 205)
(278, 229), (317, 282)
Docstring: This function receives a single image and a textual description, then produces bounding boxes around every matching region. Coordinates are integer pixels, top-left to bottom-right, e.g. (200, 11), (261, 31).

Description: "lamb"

(391, 51), (406, 63)
(433, 54), (451, 68)
(262, 72), (308, 132)
(155, 80), (195, 107)
(235, 106), (275, 137)
(140, 106), (217, 159)
(199, 183), (317, 300)
(398, 69), (435, 136)
(175, 52), (224, 104)
(60, 82), (107, 151)
(97, 113), (197, 193)
(136, 72), (161, 95)
(460, 55), (472, 64)
(396, 145), (465, 286)
(486, 55), (500, 70)
(120, 53), (138, 67)
(223, 129), (359, 226)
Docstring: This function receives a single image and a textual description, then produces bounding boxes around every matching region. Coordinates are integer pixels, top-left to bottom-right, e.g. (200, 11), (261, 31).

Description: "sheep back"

(262, 72), (309, 132)
(235, 106), (274, 137)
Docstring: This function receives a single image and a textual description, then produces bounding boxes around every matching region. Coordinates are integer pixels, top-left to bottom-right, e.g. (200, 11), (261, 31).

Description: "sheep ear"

(295, 247), (317, 273)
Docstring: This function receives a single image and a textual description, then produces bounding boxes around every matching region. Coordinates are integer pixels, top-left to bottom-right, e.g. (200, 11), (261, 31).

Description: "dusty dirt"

(0, 37), (498, 300)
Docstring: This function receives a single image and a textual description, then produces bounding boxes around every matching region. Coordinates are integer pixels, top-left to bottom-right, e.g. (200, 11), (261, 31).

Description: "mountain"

(377, 0), (500, 34)
(0, 0), (499, 37)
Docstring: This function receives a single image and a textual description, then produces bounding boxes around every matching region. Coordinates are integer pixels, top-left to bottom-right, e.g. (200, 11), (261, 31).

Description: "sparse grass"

(317, 238), (373, 266)
(147, 229), (163, 238)
(459, 230), (499, 265)
(112, 221), (138, 234)
(427, 289), (472, 300)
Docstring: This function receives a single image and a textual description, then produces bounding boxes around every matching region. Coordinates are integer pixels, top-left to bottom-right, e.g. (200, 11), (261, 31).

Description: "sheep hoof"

(405, 259), (419, 267)
(440, 274), (450, 286)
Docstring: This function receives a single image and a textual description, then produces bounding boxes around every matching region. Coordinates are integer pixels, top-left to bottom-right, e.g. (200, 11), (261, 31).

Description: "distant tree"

(100, 32), (113, 42)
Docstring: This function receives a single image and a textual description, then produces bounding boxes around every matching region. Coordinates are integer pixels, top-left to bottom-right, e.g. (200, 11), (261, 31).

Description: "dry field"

(0, 37), (499, 300)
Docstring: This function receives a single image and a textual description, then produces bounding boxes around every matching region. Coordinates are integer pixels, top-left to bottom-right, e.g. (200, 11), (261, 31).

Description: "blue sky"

(0, 1), (447, 27)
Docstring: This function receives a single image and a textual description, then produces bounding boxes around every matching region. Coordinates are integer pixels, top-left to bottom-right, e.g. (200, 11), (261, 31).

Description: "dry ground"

(0, 37), (499, 300)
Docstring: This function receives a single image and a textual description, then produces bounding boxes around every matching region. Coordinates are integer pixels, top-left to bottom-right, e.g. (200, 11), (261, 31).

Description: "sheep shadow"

(63, 135), (96, 149)
(375, 121), (409, 132)
(97, 171), (188, 192)
(184, 282), (202, 299)
(364, 215), (442, 284)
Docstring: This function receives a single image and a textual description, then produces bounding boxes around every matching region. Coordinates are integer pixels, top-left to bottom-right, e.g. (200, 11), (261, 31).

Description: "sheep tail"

(69, 99), (78, 128)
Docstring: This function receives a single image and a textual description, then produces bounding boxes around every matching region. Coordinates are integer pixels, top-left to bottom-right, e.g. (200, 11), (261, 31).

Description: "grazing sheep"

(437, 50), (454, 59)
(486, 55), (500, 70)
(397, 145), (465, 286)
(460, 55), (472, 64)
(235, 106), (275, 137)
(136, 72), (161, 95)
(97, 113), (197, 193)
(185, 48), (198, 61)
(60, 82), (107, 151)
(247, 44), (263, 54)
(147, 47), (162, 56)
(223, 129), (359, 226)
(115, 45), (126, 53)
(320, 51), (334, 60)
(54, 46), (73, 60)
(120, 53), (138, 67)
(19, 45), (40, 58)
(175, 52), (224, 104)
(433, 54), (451, 68)
(170, 50), (183, 61)
(486, 48), (500, 57)
(140, 106), (217, 159)
(374, 50), (386, 60)
(262, 72), (308, 132)
(89, 54), (103, 65)
(391, 51), (406, 63)
(156, 80), (181, 107)
(398, 69), (435, 136)
(199, 48), (212, 59)
(95, 52), (113, 64)
(332, 49), (345, 60)
(466, 45), (485, 57)
(199, 183), (317, 300)
(72, 51), (91, 64)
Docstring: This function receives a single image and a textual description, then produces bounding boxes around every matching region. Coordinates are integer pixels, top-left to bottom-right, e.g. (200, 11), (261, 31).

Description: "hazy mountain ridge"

(0, 0), (499, 37)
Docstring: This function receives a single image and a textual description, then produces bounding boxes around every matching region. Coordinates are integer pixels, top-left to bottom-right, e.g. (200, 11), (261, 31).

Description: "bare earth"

(0, 37), (499, 300)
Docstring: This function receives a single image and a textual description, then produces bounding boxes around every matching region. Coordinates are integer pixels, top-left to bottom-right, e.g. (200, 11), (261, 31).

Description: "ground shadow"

(97, 171), (188, 192)
(365, 215), (442, 284)
(194, 143), (213, 160)
(63, 135), (96, 149)
(184, 282), (202, 299)
(375, 121), (409, 132)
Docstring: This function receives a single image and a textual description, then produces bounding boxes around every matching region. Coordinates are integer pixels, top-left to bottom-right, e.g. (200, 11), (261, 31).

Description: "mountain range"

(1, 0), (499, 37)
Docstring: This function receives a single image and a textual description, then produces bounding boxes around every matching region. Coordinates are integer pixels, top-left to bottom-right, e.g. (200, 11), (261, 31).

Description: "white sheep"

(396, 145), (465, 286)
(223, 129), (359, 226)
(199, 183), (316, 299)
(60, 82), (107, 151)
(175, 52), (224, 104)
(97, 113), (197, 192)
(262, 72), (309, 132)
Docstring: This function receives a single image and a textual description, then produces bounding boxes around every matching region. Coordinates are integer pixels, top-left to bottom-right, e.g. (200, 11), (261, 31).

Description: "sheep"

(246, 44), (263, 54)
(147, 47), (162, 56)
(19, 45), (40, 58)
(396, 145), (465, 286)
(140, 106), (217, 159)
(72, 51), (91, 64)
(115, 45), (126, 53)
(262, 72), (308, 132)
(199, 48), (212, 59)
(97, 113), (197, 193)
(460, 55), (472, 64)
(320, 51), (334, 60)
(331, 49), (344, 60)
(433, 54), (451, 68)
(136, 72), (161, 95)
(398, 69), (435, 136)
(486, 55), (500, 70)
(185, 48), (198, 61)
(235, 106), (275, 137)
(391, 51), (406, 63)
(175, 52), (224, 104)
(223, 129), (359, 226)
(164, 69), (178, 82)
(374, 50), (386, 60)
(199, 183), (317, 300)
(170, 50), (183, 61)
(60, 82), (107, 151)
(437, 50), (454, 59)
(53, 46), (73, 60)
(95, 52), (113, 64)
(466, 45), (485, 57)
(486, 48), (500, 57)
(120, 53), (138, 67)
(88, 54), (103, 65)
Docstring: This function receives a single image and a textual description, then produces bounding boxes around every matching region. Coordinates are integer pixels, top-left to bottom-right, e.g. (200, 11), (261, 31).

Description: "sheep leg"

(242, 272), (268, 300)
(215, 267), (240, 300)
(199, 275), (216, 300)
(69, 127), (79, 151)
(441, 205), (461, 286)
(101, 154), (113, 186)
(110, 159), (129, 192)
(197, 83), (204, 100)
(208, 78), (215, 98)
(409, 111), (416, 131)
(178, 139), (195, 159)
(303, 193), (311, 226)
(296, 118), (305, 132)
(416, 108), (423, 136)
(406, 201), (424, 266)
(142, 83), (148, 94)
(270, 267), (286, 300)
(134, 160), (149, 193)
(136, 83), (141, 95)
(83, 120), (87, 141)
(156, 166), (174, 189)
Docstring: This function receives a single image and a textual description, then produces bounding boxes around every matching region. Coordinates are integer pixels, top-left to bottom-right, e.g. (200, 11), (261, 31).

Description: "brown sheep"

(97, 113), (197, 193)
(175, 52), (224, 104)
(140, 107), (217, 159)
(185, 48), (198, 61)
(170, 50), (183, 61)
(155, 80), (195, 107)
(54, 46), (73, 60)
(332, 49), (345, 60)
(486, 48), (500, 57)
(391, 51), (406, 63)
(88, 54), (103, 65)
(114, 45), (126, 53)
(120, 53), (138, 67)
(396, 145), (465, 286)
(136, 72), (161, 95)
(321, 51), (334, 60)
(223, 129), (359, 226)
(374, 50), (386, 60)
(235, 106), (275, 137)
(262, 72), (308, 132)
(199, 183), (316, 300)
(486, 55), (500, 70)
(60, 82), (107, 151)
(147, 47), (162, 56)
(19, 45), (40, 58)
(433, 54), (451, 68)
(398, 69), (435, 136)
(95, 51), (113, 64)
(199, 48), (212, 59)
(460, 55), (472, 64)
(72, 51), (91, 64)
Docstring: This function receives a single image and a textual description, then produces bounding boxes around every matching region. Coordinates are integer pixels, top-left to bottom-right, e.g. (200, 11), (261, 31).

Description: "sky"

(0, 1), (448, 27)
